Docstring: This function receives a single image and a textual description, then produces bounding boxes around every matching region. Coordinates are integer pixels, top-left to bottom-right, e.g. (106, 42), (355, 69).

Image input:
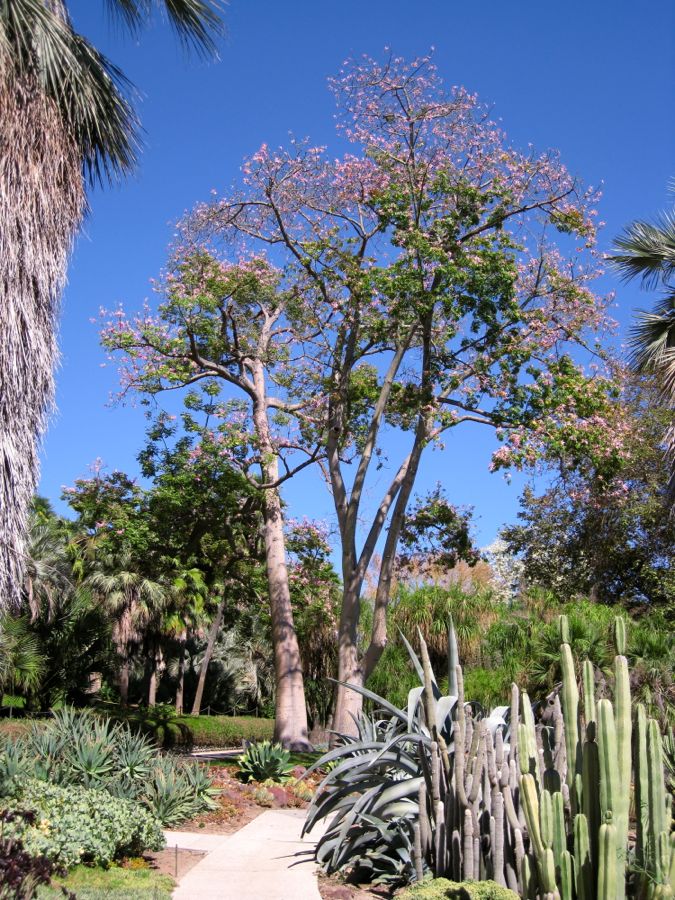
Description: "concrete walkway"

(166, 809), (325, 899)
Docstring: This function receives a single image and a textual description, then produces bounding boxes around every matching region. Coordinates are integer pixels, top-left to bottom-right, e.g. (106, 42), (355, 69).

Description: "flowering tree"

(103, 53), (625, 736)
(101, 255), (321, 747)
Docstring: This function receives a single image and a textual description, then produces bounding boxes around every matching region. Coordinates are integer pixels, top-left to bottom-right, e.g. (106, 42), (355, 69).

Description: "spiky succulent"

(237, 740), (294, 783)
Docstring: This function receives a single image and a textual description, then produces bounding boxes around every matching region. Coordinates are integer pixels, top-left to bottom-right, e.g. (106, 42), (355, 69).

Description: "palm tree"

(87, 549), (168, 706)
(611, 208), (675, 493)
(0, 613), (44, 699)
(23, 504), (74, 623)
(0, 1), (223, 609)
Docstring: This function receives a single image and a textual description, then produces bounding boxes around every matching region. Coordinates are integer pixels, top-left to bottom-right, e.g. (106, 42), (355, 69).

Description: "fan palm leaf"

(612, 211), (675, 290)
(0, 0), (223, 611)
(0, 612), (45, 692)
(611, 205), (675, 495)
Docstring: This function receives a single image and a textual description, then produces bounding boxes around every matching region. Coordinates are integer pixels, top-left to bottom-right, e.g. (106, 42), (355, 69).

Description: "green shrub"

(237, 741), (294, 783)
(0, 708), (218, 826)
(1, 779), (164, 868)
(0, 811), (62, 899)
(399, 879), (518, 900)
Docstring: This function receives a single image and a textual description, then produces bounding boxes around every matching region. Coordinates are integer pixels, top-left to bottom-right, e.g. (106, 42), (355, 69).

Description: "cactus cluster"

(412, 615), (674, 898)
(306, 616), (674, 898)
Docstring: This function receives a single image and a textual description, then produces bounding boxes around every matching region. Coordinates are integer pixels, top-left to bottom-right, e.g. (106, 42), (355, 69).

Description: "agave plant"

(0, 707), (218, 825)
(237, 740), (295, 783)
(303, 621), (508, 886)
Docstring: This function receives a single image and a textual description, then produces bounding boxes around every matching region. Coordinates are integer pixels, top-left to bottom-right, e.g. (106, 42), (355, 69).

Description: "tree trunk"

(0, 69), (84, 609)
(119, 659), (130, 707)
(175, 631), (187, 715)
(250, 380), (310, 750)
(190, 596), (226, 716)
(331, 426), (429, 740)
(147, 647), (163, 707)
(332, 578), (366, 739)
(261, 479), (311, 750)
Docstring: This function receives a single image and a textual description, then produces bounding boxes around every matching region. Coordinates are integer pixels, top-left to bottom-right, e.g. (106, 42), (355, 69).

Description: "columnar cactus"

(426, 614), (674, 898)
(306, 615), (674, 898)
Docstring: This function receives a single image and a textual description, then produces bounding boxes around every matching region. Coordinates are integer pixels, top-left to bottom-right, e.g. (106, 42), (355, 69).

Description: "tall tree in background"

(611, 207), (675, 493)
(101, 258), (321, 747)
(106, 54), (627, 735)
(0, 0), (223, 608)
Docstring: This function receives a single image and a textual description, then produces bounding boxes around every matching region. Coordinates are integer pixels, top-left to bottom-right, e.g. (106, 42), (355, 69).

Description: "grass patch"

(37, 864), (174, 899)
(176, 714), (274, 747)
(0, 718), (38, 740)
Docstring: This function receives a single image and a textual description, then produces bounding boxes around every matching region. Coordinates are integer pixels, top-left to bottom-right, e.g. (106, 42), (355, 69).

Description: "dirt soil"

(318, 872), (396, 900)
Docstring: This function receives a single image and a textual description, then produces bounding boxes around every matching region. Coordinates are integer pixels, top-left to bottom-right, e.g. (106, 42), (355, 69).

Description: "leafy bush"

(399, 879), (518, 900)
(0, 811), (66, 900)
(0, 708), (218, 826)
(364, 590), (674, 726)
(237, 741), (294, 783)
(1, 779), (164, 868)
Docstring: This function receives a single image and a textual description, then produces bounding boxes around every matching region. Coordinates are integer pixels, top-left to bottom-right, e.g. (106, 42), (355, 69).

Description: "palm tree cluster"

(0, 459), (342, 722)
(0, 0), (223, 610)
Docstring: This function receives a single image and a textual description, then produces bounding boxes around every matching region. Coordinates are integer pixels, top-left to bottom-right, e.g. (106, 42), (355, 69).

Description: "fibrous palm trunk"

(0, 67), (85, 608)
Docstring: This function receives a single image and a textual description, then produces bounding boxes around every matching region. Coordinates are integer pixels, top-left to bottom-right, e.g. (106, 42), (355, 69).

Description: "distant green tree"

(502, 379), (675, 611)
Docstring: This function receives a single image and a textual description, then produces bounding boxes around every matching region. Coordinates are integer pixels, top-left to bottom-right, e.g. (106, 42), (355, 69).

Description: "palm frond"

(1, 0), (139, 183)
(610, 210), (675, 290)
(629, 293), (675, 376)
(0, 613), (45, 691)
(104, 0), (225, 56)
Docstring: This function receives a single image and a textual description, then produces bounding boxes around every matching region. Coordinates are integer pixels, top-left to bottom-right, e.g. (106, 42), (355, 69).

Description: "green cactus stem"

(540, 789), (554, 850)
(448, 617), (459, 698)
(598, 822), (617, 900)
(560, 636), (581, 797)
(574, 812), (593, 900)
(597, 699), (620, 828)
(582, 659), (596, 732)
(614, 650), (631, 900)
(560, 849), (573, 900)
(552, 790), (566, 867)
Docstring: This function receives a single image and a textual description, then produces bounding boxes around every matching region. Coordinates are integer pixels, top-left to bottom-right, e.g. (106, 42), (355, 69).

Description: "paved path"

(165, 809), (325, 899)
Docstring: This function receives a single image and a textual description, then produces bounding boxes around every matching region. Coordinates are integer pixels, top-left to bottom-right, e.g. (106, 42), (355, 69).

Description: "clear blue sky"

(39, 0), (674, 548)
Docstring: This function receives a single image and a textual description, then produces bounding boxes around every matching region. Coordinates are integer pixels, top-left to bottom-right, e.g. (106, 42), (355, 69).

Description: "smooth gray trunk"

(191, 597), (226, 716)
(254, 428), (310, 747)
(175, 632), (186, 715)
